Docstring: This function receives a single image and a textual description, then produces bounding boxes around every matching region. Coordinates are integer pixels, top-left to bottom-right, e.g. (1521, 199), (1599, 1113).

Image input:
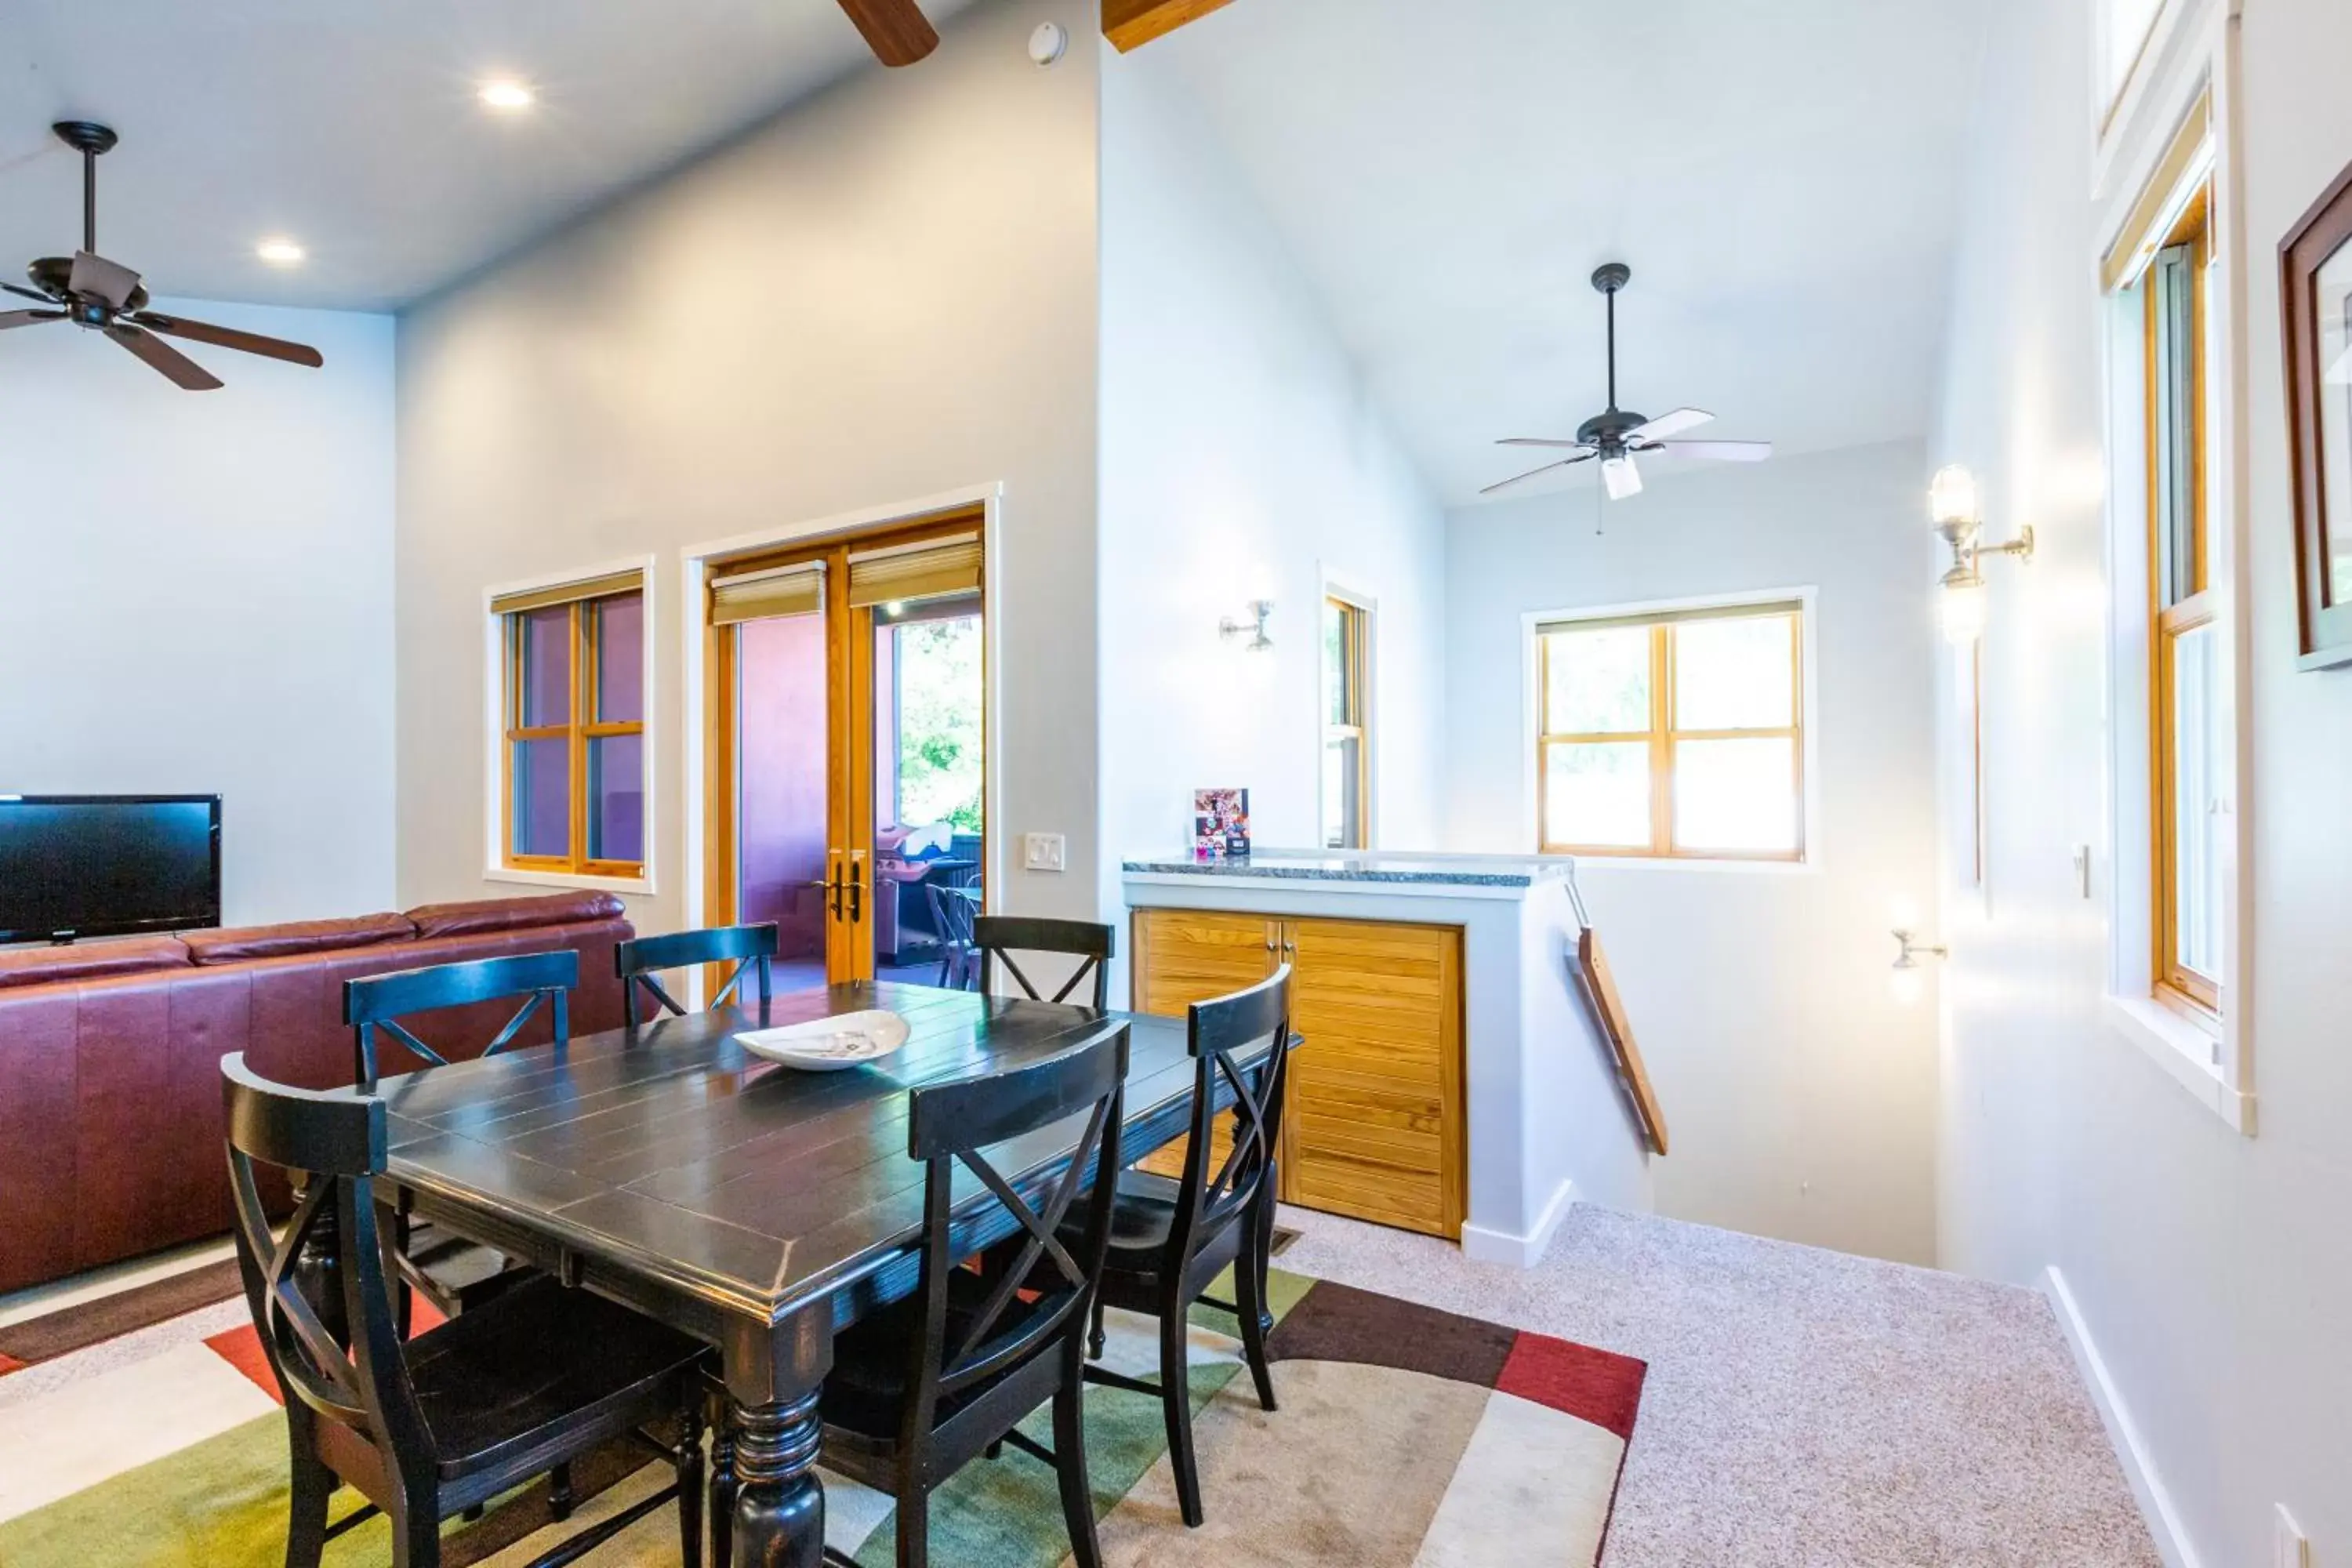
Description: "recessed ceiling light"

(478, 78), (535, 112)
(255, 238), (307, 266)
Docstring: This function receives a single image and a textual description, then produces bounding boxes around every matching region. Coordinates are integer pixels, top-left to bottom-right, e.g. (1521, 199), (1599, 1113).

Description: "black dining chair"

(924, 879), (979, 990)
(615, 922), (779, 1028)
(220, 1052), (707, 1568)
(345, 950), (577, 1321)
(972, 916), (1113, 1009)
(345, 949), (578, 1093)
(813, 1023), (1130, 1568)
(1065, 967), (1291, 1529)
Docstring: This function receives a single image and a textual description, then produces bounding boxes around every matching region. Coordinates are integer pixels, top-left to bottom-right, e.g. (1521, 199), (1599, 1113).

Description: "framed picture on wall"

(2281, 155), (2352, 668)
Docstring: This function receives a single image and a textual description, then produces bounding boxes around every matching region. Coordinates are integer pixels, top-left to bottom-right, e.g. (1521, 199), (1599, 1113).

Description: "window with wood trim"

(1536, 600), (1805, 861)
(2143, 188), (2223, 1017)
(1323, 596), (1371, 850)
(494, 572), (647, 879)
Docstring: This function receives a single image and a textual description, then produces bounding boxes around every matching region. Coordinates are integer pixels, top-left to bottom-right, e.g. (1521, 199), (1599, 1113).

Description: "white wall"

(1445, 441), (1941, 1265)
(0, 299), (397, 926)
(1934, 0), (2352, 1559)
(1095, 45), (1449, 960)
(395, 0), (1102, 937)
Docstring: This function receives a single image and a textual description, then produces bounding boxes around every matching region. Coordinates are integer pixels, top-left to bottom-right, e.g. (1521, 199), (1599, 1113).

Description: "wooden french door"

(703, 506), (985, 987)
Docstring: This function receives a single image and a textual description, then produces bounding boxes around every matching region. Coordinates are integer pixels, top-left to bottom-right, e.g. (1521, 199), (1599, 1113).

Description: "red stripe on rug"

(206, 1295), (448, 1404)
(1494, 1330), (1648, 1441)
(0, 1351), (27, 1377)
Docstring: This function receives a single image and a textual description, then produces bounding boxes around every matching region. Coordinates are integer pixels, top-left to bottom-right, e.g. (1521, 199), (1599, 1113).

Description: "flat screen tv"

(0, 794), (222, 943)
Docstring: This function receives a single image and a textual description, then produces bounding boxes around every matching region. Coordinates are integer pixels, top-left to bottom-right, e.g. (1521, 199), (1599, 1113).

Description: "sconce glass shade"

(1940, 575), (1988, 645)
(1930, 464), (1980, 528)
(1889, 961), (1927, 1007)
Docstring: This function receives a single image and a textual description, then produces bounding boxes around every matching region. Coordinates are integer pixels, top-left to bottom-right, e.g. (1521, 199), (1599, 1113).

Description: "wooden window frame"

(2145, 190), (2220, 1019)
(1323, 595), (1372, 851)
(501, 590), (647, 880)
(1536, 603), (1806, 862)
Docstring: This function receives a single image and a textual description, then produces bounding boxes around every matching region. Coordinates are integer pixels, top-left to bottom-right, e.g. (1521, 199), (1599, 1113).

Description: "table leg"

(722, 1309), (831, 1568)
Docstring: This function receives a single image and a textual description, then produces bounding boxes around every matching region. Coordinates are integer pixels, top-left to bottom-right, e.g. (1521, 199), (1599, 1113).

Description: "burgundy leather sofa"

(0, 891), (633, 1296)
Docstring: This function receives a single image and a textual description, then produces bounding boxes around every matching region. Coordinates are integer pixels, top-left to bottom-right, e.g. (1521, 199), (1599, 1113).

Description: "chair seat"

(1094, 1170), (1184, 1261)
(405, 1276), (707, 1481)
(821, 1269), (1065, 1444)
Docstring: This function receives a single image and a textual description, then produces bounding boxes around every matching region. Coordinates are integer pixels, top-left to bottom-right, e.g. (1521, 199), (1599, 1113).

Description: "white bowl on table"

(735, 1010), (911, 1072)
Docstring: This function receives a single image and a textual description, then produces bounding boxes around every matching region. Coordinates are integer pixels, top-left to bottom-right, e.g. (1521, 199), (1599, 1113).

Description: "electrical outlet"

(2276, 1504), (2309, 1568)
(1022, 833), (1066, 873)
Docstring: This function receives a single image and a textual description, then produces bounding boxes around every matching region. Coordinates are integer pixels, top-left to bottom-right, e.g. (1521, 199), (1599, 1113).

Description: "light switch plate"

(1023, 833), (1066, 873)
(2275, 1504), (2309, 1568)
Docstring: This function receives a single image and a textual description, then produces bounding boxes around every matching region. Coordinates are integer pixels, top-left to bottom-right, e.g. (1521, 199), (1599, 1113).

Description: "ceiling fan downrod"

(1593, 261), (1631, 415)
(53, 122), (118, 255)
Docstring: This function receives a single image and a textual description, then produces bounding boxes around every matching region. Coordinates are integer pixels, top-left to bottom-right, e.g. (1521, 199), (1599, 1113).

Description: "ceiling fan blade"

(1602, 454), (1643, 500)
(1629, 407), (1714, 442)
(129, 311), (324, 368)
(1479, 459), (1574, 496)
(835, 0), (939, 65)
(4, 282), (58, 304)
(70, 250), (142, 310)
(104, 322), (223, 390)
(0, 309), (66, 331)
(1656, 439), (1774, 463)
(1479, 450), (1598, 495)
(1497, 437), (1589, 449)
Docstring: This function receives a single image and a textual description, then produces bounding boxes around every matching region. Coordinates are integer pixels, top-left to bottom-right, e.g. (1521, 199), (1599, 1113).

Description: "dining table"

(372, 978), (1282, 1568)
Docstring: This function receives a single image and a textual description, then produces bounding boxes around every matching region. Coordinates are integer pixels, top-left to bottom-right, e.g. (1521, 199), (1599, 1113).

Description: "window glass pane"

(894, 615), (984, 833)
(517, 606), (571, 727)
(593, 593), (644, 724)
(1325, 601), (1348, 726)
(1675, 738), (1798, 853)
(588, 732), (644, 865)
(2171, 622), (2224, 980)
(1544, 626), (1649, 735)
(2151, 242), (2201, 608)
(1544, 742), (1650, 848)
(1324, 733), (1362, 850)
(512, 737), (569, 858)
(2105, 0), (2161, 100)
(1673, 613), (1795, 731)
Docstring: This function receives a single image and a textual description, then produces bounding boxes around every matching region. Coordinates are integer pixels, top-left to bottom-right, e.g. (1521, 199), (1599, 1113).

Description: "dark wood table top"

(379, 981), (1254, 1337)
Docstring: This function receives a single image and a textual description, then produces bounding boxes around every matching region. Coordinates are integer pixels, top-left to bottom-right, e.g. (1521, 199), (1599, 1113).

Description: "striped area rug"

(0, 1267), (1643, 1566)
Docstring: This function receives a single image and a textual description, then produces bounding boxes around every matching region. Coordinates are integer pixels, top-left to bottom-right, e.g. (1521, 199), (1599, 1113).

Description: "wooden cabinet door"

(1282, 917), (1465, 1238)
(1129, 909), (1278, 1181)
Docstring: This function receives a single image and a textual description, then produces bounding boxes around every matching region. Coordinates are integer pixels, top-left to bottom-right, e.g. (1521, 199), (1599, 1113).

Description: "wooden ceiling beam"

(1102, 0), (1239, 53)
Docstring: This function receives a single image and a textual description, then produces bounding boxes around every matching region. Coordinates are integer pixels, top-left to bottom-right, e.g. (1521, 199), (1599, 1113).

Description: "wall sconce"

(1930, 464), (2034, 646)
(1889, 927), (1948, 1007)
(1220, 599), (1274, 652)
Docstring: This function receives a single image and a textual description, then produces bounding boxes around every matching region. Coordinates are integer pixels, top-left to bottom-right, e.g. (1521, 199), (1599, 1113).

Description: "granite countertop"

(1120, 850), (1573, 890)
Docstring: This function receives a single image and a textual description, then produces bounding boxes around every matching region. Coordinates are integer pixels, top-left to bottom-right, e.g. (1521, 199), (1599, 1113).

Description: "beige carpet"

(1269, 1203), (2161, 1568)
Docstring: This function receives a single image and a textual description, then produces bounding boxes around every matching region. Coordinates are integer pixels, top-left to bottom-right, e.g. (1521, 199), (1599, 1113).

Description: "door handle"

(846, 851), (868, 924)
(823, 855), (844, 921)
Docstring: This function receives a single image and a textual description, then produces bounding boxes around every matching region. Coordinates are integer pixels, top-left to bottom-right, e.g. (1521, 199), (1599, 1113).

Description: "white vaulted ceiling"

(0, 0), (975, 313)
(1145, 0), (1987, 504)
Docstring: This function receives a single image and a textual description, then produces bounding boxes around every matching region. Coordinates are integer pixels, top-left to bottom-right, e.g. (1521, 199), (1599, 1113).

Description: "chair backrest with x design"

(972, 916), (1114, 1010)
(615, 923), (779, 1029)
(221, 1053), (436, 1488)
(1171, 964), (1292, 1265)
(344, 949), (578, 1091)
(899, 1022), (1129, 1444)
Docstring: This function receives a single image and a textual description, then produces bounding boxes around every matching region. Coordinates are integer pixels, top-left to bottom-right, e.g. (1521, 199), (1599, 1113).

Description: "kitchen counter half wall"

(1121, 851), (1654, 1267)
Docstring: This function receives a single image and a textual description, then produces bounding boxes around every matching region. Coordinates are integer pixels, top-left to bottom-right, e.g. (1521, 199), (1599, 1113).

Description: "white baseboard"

(2042, 1266), (2201, 1568)
(1459, 1179), (1577, 1268)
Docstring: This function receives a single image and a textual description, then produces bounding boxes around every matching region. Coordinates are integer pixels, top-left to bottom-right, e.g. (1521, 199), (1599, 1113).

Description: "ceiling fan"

(1, 122), (324, 391)
(835, 0), (941, 66)
(1483, 263), (1771, 500)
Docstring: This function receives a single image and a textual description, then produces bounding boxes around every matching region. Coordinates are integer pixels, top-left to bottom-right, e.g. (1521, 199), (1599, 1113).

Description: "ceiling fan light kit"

(1481, 261), (1774, 502)
(3, 122), (326, 390)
